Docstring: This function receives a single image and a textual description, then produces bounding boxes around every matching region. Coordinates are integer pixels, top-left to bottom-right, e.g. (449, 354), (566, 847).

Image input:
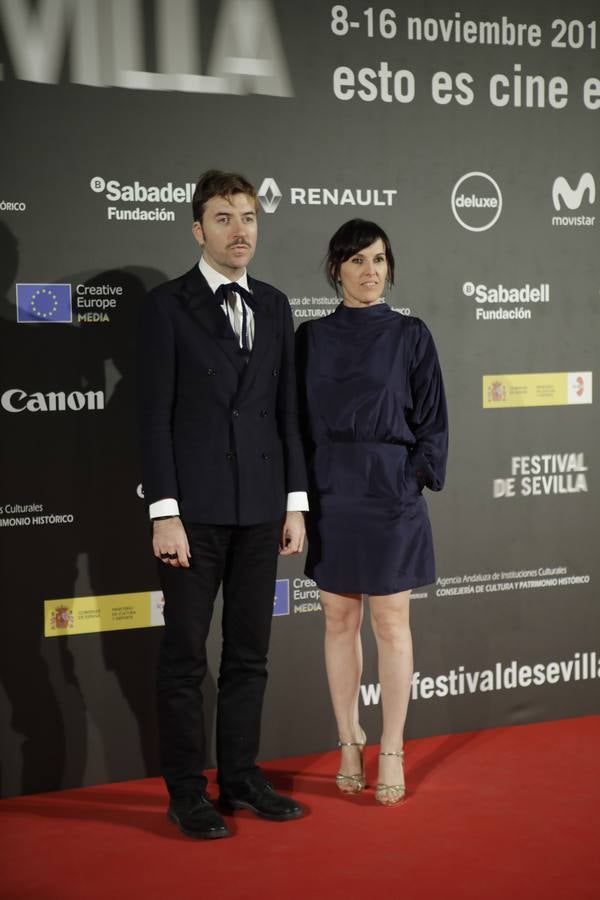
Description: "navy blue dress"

(296, 302), (448, 595)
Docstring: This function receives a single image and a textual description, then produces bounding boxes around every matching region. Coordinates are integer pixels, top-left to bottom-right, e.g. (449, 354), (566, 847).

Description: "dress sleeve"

(275, 294), (308, 493)
(406, 319), (448, 492)
(294, 322), (316, 459)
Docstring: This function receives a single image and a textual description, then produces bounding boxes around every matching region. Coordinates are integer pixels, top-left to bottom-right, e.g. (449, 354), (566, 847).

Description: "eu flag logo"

(273, 579), (290, 617)
(16, 283), (72, 323)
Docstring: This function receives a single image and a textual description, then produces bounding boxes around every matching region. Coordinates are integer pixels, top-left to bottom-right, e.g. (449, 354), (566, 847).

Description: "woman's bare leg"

(369, 590), (412, 789)
(320, 589), (364, 776)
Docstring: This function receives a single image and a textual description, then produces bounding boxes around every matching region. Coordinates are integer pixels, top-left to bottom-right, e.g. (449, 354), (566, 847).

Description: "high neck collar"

(334, 300), (391, 316)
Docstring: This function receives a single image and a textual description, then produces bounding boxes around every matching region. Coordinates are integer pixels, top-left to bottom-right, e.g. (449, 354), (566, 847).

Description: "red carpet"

(1, 716), (599, 900)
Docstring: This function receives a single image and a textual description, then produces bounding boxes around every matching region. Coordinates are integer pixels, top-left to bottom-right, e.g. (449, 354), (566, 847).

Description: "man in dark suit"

(138, 170), (308, 840)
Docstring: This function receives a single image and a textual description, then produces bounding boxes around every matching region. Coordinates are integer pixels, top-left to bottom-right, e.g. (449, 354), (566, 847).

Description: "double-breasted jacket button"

(207, 368), (216, 376)
(232, 408), (240, 417)
(262, 452), (270, 461)
(259, 409), (268, 417)
(225, 451), (236, 461)
(272, 368), (279, 376)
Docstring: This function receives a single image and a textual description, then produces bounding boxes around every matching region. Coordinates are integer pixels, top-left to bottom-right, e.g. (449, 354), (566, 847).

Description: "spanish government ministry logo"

(50, 605), (75, 631)
(16, 284), (72, 323)
(257, 177), (283, 214)
(487, 380), (507, 403)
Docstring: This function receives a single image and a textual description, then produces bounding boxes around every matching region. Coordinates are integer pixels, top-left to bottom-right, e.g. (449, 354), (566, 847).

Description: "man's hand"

(152, 517), (191, 568)
(279, 511), (305, 556)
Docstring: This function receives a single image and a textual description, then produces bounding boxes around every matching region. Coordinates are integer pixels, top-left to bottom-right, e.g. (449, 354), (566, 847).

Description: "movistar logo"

(552, 173), (595, 211)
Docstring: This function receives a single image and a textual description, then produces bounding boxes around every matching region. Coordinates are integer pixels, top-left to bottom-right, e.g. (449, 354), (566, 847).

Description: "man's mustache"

(227, 240), (252, 249)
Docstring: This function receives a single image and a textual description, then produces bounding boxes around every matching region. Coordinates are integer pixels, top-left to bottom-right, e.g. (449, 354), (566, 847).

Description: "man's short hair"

(192, 170), (257, 222)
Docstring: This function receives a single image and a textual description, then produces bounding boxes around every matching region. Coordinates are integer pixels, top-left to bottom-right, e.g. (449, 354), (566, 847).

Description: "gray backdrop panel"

(0, 0), (598, 797)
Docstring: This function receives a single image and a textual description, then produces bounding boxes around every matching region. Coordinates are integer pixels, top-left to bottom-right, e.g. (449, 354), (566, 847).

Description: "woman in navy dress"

(296, 219), (447, 805)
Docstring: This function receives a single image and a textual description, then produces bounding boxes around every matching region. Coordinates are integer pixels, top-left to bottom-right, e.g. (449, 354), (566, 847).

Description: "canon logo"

(1, 389), (104, 413)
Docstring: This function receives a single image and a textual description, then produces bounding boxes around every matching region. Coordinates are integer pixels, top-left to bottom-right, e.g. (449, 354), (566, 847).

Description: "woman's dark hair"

(326, 219), (395, 292)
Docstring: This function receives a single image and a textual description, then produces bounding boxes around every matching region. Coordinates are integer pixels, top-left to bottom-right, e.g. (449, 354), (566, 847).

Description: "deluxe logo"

(1, 389), (104, 413)
(16, 284), (72, 324)
(257, 177), (397, 212)
(551, 173), (595, 227)
(451, 172), (502, 232)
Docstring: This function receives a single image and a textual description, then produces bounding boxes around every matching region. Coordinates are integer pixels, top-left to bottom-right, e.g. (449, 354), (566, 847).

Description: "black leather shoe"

(220, 781), (304, 822)
(167, 793), (231, 840)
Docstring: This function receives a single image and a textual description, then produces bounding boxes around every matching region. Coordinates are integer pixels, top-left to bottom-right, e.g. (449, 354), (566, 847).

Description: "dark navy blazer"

(138, 265), (307, 525)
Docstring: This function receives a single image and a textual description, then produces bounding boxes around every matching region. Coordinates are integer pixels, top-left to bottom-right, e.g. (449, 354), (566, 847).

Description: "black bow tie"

(215, 282), (255, 310)
(215, 282), (255, 352)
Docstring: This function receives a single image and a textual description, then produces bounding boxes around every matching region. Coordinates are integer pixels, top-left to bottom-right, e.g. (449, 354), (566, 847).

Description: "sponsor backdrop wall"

(1, 0), (598, 797)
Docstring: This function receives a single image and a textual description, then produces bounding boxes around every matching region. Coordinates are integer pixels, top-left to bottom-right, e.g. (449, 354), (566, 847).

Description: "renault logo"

(257, 177), (283, 213)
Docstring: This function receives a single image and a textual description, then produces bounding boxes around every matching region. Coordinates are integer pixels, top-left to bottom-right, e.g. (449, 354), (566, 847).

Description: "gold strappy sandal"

(335, 730), (367, 794)
(375, 750), (405, 806)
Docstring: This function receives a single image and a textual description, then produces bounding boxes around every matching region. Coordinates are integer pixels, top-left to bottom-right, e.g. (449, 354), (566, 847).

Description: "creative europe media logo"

(273, 579), (290, 616)
(16, 284), (72, 323)
(16, 281), (126, 326)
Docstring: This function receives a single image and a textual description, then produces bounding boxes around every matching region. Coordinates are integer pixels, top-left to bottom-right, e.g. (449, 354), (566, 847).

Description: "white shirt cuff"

(149, 498), (180, 519)
(149, 495), (307, 517)
(286, 491), (309, 512)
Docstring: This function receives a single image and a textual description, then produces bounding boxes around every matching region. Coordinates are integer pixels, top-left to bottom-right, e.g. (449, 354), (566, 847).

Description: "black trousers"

(156, 520), (281, 798)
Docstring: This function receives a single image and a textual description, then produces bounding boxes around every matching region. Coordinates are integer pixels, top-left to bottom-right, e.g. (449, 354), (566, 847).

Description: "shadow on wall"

(72, 266), (165, 788)
(80, 265), (216, 785)
(0, 219), (78, 795)
(0, 241), (220, 796)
